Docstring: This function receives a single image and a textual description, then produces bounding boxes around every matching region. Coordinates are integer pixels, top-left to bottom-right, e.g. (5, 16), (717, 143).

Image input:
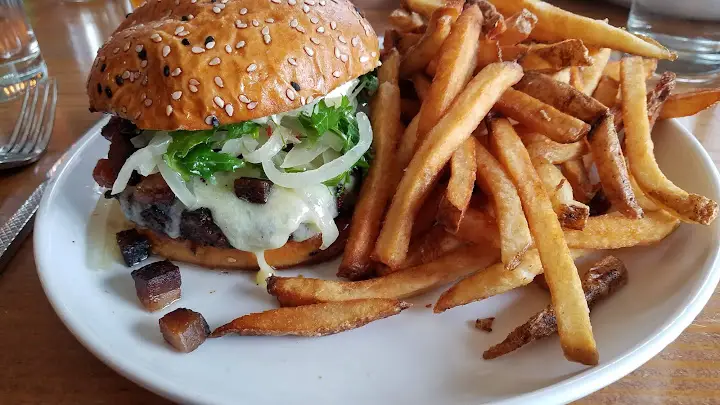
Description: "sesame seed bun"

(87, 0), (379, 130)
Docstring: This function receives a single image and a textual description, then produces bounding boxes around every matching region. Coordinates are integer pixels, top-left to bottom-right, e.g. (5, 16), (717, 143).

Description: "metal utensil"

(0, 77), (57, 170)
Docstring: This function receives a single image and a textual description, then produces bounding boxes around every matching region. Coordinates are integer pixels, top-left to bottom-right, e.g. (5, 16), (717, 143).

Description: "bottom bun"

(137, 221), (349, 270)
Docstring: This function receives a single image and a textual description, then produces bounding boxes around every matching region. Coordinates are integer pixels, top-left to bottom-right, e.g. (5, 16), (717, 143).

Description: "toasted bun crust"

(87, 0), (379, 130)
(137, 223), (348, 270)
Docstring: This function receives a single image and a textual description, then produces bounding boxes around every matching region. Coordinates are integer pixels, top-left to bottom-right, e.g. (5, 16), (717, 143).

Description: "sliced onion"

(241, 126), (284, 164)
(157, 158), (197, 209)
(110, 133), (171, 194)
(295, 185), (339, 249)
(320, 133), (344, 151)
(220, 138), (243, 157)
(281, 143), (330, 168)
(262, 112), (372, 188)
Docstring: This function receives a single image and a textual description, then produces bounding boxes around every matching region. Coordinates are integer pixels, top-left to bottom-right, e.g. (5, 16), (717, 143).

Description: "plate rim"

(33, 117), (720, 405)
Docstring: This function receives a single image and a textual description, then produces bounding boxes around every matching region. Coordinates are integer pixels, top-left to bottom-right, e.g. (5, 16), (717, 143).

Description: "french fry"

(519, 40), (592, 72)
(378, 49), (401, 85)
(569, 66), (584, 92)
(412, 182), (445, 238)
(401, 98), (421, 121)
(520, 130), (589, 164)
(402, 225), (466, 269)
(392, 114), (421, 190)
(383, 30), (401, 56)
(533, 159), (589, 230)
(612, 71), (675, 134)
(373, 62), (523, 269)
(211, 299), (410, 337)
(603, 58), (658, 82)
(269, 245), (499, 307)
(587, 113), (643, 218)
(492, 0), (676, 60)
(453, 205), (501, 248)
(398, 32), (423, 54)
(483, 256), (628, 360)
(400, 7), (458, 77)
(338, 82), (402, 280)
(411, 73), (433, 101)
(592, 75), (620, 108)
(621, 57), (718, 225)
(475, 138), (532, 269)
(488, 117), (598, 366)
(434, 249), (590, 313)
(475, 0), (507, 39)
(513, 71), (608, 123)
(551, 67), (571, 84)
(560, 159), (595, 204)
(403, 0), (464, 19)
(494, 89), (591, 143)
(659, 89), (720, 119)
(389, 8), (426, 33)
(438, 138), (477, 233)
(416, 5), (483, 146)
(498, 8), (538, 46)
(565, 210), (679, 249)
(476, 40), (504, 70)
(579, 48), (612, 96)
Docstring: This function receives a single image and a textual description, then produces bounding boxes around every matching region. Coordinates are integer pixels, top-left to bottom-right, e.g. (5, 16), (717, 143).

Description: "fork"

(0, 78), (57, 170)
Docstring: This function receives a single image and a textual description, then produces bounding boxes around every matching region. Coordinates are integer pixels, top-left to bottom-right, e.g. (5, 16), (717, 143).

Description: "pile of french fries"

(213, 0), (720, 365)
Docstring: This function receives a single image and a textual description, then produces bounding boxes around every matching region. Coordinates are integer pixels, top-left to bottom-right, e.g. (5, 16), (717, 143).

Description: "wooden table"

(1, 0), (718, 403)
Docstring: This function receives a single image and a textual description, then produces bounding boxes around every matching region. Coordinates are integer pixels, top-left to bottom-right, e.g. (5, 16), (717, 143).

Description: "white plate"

(35, 118), (720, 405)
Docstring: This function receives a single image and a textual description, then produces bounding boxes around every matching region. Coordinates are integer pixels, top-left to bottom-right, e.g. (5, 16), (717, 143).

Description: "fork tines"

(0, 78), (58, 159)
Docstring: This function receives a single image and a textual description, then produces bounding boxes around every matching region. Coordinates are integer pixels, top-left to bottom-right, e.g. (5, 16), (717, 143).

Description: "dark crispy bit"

(101, 117), (138, 140)
(131, 260), (181, 312)
(483, 256), (628, 360)
(159, 308), (210, 353)
(233, 178), (273, 204)
(475, 317), (495, 332)
(611, 72), (675, 133)
(93, 122), (137, 188)
(180, 208), (231, 248)
(588, 189), (612, 216)
(116, 229), (151, 266)
(134, 174), (174, 204)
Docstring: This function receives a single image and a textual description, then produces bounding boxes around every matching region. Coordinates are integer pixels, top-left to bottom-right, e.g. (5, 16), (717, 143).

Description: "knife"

(0, 180), (47, 271)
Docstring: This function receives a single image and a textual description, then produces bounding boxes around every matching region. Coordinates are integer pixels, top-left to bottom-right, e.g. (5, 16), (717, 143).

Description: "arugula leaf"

(180, 144), (245, 181)
(223, 121), (261, 140)
(356, 70), (379, 105)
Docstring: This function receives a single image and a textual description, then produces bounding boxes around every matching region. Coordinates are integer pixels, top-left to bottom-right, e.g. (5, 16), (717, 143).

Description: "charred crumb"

(182, 38), (190, 46)
(115, 75), (124, 86)
(233, 178), (273, 204)
(159, 308), (210, 353)
(138, 48), (147, 60)
(210, 116), (220, 127)
(101, 63), (106, 72)
(117, 229), (151, 266)
(475, 317), (495, 332)
(103, 190), (113, 199)
(181, 15), (189, 21)
(163, 65), (170, 77)
(105, 86), (112, 98)
(425, 304), (432, 308)
(97, 83), (102, 94)
(589, 189), (611, 216)
(131, 260), (181, 312)
(204, 36), (214, 45)
(290, 81), (301, 91)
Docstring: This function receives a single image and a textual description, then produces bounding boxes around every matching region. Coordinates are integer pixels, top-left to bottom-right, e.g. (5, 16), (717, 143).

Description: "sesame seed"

(209, 57), (221, 66)
(174, 0), (179, 4)
(189, 79), (200, 85)
(310, 37), (320, 45)
(307, 95), (314, 103)
(302, 4), (309, 12)
(310, 16), (319, 24)
(134, 111), (142, 119)
(214, 76), (224, 87)
(139, 1), (146, 6)
(177, 31), (189, 37)
(166, 105), (173, 116)
(264, 34), (272, 44)
(340, 54), (348, 62)
(172, 91), (183, 100)
(301, 96), (306, 105)
(266, 18), (275, 23)
(359, 55), (369, 63)
(334, 47), (340, 58)
(252, 19), (259, 26)
(317, 26), (325, 33)
(144, 98), (153, 107)
(140, 60), (148, 68)
(262, 26), (270, 35)
(236, 41), (246, 48)
(225, 44), (232, 53)
(330, 21), (336, 30)
(288, 57), (298, 66)
(222, 0), (228, 3)
(235, 20), (247, 28)
(332, 70), (341, 78)
(214, 96), (225, 108)
(174, 26), (184, 35)
(163, 65), (171, 76)
(122, 70), (131, 79)
(271, 0), (280, 3)
(171, 68), (182, 76)
(239, 94), (250, 103)
(371, 51), (377, 57)
(151, 33), (162, 42)
(189, 85), (198, 93)
(352, 36), (360, 47)
(319, 0), (325, 5)
(213, 6), (221, 13)
(216, 2), (225, 8)
(290, 18), (298, 27)
(304, 46), (314, 56)
(240, 7), (247, 14)
(247, 63), (257, 72)
(206, 41), (215, 49)
(192, 46), (205, 54)
(115, 75), (124, 85)
(142, 76), (148, 85)
(124, 42), (131, 51)
(288, 0), (296, 4)
(296, 26), (306, 33)
(225, 104), (234, 116)
(286, 88), (296, 100)
(205, 116), (214, 125)
(291, 81), (301, 91)
(191, 0), (196, 3)
(305, 0), (314, 5)
(247, 101), (258, 110)
(162, 45), (171, 57)
(121, 106), (127, 114)
(113, 47), (120, 54)
(141, 93), (147, 101)
(188, 14), (194, 19)
(338, 35), (346, 44)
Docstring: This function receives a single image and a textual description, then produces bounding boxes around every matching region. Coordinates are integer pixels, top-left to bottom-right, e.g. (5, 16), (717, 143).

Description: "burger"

(87, 0), (380, 283)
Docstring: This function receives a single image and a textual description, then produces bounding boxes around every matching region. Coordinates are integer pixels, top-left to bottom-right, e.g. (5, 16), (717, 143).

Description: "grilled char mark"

(234, 178), (273, 204)
(180, 208), (231, 249)
(116, 228), (151, 266)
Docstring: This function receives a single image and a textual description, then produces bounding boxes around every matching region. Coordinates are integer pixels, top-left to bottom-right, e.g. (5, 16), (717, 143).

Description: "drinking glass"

(0, 0), (47, 102)
(628, 0), (720, 83)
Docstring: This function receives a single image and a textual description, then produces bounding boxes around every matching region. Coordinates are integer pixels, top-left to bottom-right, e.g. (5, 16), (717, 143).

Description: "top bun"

(87, 0), (379, 130)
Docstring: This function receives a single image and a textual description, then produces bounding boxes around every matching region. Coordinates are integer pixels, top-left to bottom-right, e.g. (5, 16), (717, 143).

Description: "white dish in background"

(34, 118), (720, 405)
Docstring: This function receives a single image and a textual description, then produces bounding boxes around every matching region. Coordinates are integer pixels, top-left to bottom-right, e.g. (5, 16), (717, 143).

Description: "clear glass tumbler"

(0, 0), (47, 102)
(628, 0), (720, 83)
